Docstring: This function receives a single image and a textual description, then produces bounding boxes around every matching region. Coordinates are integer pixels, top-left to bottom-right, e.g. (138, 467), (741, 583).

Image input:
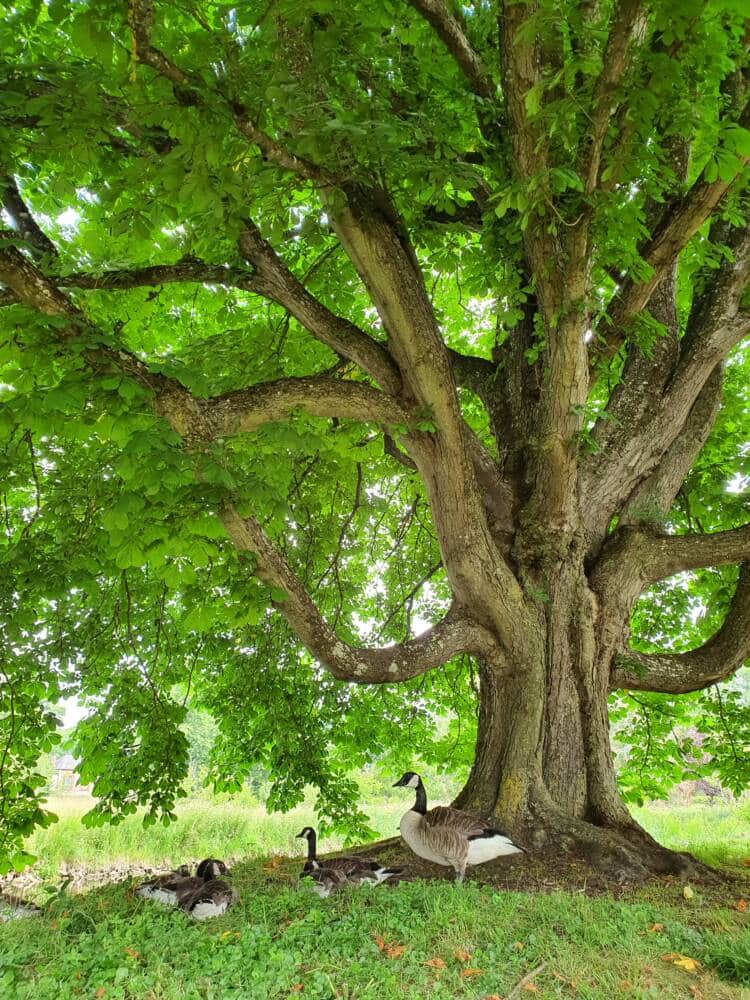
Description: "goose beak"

(392, 775), (408, 787)
(295, 830), (306, 838)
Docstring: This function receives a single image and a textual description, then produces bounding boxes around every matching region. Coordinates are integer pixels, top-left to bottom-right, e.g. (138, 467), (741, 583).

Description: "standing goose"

(296, 827), (402, 897)
(393, 771), (523, 882)
(136, 858), (228, 906)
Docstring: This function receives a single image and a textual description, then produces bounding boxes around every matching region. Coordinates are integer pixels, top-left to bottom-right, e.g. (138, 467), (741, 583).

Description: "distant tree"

(1, 0), (749, 877)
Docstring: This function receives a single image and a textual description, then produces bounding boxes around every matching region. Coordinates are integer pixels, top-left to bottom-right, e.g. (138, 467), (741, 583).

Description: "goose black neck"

(306, 830), (317, 863)
(413, 782), (427, 815)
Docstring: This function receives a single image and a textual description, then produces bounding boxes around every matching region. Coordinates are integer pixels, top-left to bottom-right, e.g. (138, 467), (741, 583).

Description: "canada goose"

(0, 891), (42, 921)
(178, 877), (238, 920)
(296, 827), (403, 897)
(393, 771), (523, 882)
(136, 858), (229, 905)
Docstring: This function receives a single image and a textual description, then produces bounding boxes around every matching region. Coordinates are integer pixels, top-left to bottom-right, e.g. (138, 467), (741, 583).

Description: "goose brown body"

(296, 827), (402, 897)
(394, 772), (523, 882)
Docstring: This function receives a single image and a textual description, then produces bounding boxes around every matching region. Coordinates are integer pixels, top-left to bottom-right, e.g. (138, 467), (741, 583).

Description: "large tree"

(1, 0), (749, 878)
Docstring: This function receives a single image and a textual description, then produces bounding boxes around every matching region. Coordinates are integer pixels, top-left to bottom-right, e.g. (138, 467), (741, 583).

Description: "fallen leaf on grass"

(683, 885), (694, 900)
(736, 898), (747, 912)
(424, 957), (446, 970)
(460, 968), (484, 979)
(661, 953), (702, 974)
(372, 932), (405, 959)
(483, 995), (502, 999)
(95, 989), (106, 998)
(648, 923), (664, 932)
(263, 855), (285, 871)
(512, 941), (525, 951)
(454, 948), (472, 962)
(123, 947), (140, 958)
(522, 982), (539, 992)
(290, 985), (304, 993)
(742, 859), (750, 867)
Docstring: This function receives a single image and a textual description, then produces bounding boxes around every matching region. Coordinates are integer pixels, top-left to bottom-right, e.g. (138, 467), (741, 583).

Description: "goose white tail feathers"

(179, 879), (238, 920)
(393, 771), (524, 882)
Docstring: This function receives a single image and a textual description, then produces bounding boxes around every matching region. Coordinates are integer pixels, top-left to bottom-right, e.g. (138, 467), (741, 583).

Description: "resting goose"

(296, 827), (402, 897)
(393, 771), (523, 882)
(0, 891), (42, 922)
(178, 877), (237, 920)
(136, 858), (228, 906)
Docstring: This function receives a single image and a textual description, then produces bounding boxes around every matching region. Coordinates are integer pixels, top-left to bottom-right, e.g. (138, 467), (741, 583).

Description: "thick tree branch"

(45, 260), (261, 294)
(603, 521), (750, 592)
(611, 564), (750, 693)
(620, 363), (723, 525)
(406, 0), (496, 100)
(596, 104), (750, 360)
(219, 504), (496, 683)
(0, 245), (411, 447)
(238, 221), (402, 394)
(158, 377), (411, 443)
(0, 175), (57, 259)
(582, 228), (750, 547)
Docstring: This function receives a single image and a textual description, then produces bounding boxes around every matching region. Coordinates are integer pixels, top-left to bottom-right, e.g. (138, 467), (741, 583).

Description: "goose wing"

(423, 805), (497, 838)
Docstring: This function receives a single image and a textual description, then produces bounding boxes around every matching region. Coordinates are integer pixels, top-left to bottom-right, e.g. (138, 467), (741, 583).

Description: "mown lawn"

(1, 796), (748, 998)
(2, 862), (749, 999)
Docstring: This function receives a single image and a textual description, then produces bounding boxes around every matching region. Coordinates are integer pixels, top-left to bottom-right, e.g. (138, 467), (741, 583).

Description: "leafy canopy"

(1, 0), (749, 872)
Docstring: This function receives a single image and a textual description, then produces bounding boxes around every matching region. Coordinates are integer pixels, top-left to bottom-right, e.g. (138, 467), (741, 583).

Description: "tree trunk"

(453, 559), (698, 880)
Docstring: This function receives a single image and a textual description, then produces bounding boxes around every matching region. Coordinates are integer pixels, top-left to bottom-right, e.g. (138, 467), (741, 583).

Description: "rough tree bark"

(3, 0), (750, 880)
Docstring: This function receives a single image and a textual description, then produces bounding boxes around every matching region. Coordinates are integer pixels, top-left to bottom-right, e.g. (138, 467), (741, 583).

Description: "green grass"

(1, 864), (748, 999)
(25, 794), (405, 877)
(633, 799), (750, 870)
(3, 795), (747, 998)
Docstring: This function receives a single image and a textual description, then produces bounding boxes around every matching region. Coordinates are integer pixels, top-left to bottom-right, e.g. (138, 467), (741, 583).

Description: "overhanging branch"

(596, 105), (750, 360)
(611, 564), (750, 693)
(406, 0), (496, 100)
(238, 220), (402, 394)
(127, 0), (333, 184)
(158, 376), (411, 443)
(605, 522), (750, 590)
(220, 504), (495, 683)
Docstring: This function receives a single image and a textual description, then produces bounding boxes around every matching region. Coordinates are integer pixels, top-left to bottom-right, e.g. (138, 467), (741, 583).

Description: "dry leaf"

(263, 855), (285, 871)
(454, 948), (472, 962)
(460, 968), (484, 979)
(620, 981), (632, 989)
(661, 953), (702, 974)
(95, 990), (106, 999)
(373, 933), (387, 951)
(124, 947), (140, 958)
(424, 957), (447, 970)
(648, 923), (664, 932)
(689, 986), (703, 999)
(683, 885), (694, 900)
(736, 898), (748, 912)
(742, 859), (750, 867)
(290, 985), (304, 993)
(513, 941), (525, 951)
(385, 944), (406, 960)
(483, 995), (502, 1000)
(522, 983), (539, 993)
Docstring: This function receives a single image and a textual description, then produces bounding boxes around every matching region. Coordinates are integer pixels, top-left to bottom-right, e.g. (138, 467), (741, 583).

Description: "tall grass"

(634, 798), (750, 868)
(26, 793), (405, 877)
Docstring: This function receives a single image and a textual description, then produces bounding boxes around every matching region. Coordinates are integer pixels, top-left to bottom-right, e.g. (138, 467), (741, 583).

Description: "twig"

(506, 962), (548, 1000)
